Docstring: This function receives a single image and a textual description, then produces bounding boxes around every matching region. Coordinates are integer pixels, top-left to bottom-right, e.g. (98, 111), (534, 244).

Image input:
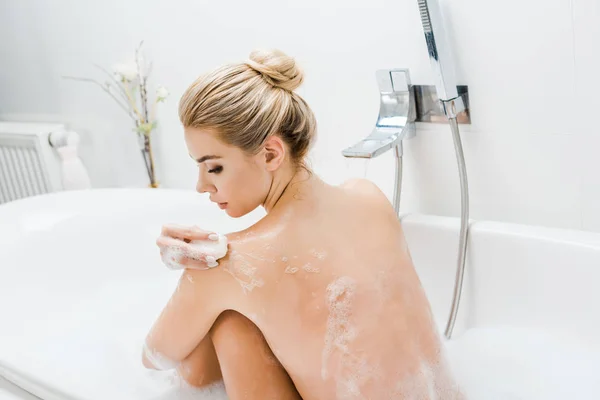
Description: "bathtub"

(1, 188), (600, 399)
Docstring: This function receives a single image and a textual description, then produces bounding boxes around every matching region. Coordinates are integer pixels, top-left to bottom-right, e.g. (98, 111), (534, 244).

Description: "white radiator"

(0, 122), (70, 204)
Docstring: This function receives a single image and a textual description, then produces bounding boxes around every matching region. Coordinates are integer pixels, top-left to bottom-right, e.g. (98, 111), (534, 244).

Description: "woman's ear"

(262, 136), (286, 171)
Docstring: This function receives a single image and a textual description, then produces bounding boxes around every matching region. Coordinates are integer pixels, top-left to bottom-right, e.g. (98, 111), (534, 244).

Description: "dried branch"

(62, 75), (136, 121)
(135, 41), (150, 123)
(92, 63), (131, 105)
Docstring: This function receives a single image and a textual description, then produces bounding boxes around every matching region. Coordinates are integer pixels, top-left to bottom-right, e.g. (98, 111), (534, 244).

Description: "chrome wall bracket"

(412, 85), (470, 124)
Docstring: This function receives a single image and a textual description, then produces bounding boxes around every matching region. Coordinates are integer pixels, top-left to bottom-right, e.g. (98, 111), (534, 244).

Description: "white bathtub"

(1, 188), (600, 399)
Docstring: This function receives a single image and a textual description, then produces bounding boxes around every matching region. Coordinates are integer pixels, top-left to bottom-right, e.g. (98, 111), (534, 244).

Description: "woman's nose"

(196, 172), (214, 194)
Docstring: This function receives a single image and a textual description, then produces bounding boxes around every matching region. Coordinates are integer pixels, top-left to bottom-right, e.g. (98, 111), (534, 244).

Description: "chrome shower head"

(417, 0), (465, 117)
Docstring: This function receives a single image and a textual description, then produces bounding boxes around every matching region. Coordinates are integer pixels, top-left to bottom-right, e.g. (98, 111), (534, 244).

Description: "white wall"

(1, 0), (599, 232)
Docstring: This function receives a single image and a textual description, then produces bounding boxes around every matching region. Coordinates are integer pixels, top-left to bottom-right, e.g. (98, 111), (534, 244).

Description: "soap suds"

(236, 250), (270, 263)
(336, 352), (381, 400)
(148, 373), (228, 400)
(302, 262), (320, 273)
(321, 276), (358, 380)
(374, 269), (392, 304)
(284, 262), (320, 275)
(144, 343), (180, 371)
(310, 248), (328, 260)
(321, 276), (388, 399)
(285, 266), (299, 274)
(162, 246), (186, 270)
(389, 358), (464, 400)
(234, 228), (282, 245)
(223, 250), (264, 294)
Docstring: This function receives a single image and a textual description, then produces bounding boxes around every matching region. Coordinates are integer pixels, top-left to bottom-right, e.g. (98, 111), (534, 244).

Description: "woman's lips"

(218, 202), (228, 209)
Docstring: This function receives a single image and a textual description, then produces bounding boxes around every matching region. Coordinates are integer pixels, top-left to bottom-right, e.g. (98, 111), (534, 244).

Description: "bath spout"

(342, 69), (416, 215)
(341, 126), (414, 159)
(342, 69), (416, 159)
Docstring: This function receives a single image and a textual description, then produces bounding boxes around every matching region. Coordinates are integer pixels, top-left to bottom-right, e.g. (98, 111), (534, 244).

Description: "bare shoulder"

(220, 226), (275, 296)
(341, 177), (384, 196)
(340, 178), (393, 209)
(180, 228), (272, 306)
(341, 177), (378, 190)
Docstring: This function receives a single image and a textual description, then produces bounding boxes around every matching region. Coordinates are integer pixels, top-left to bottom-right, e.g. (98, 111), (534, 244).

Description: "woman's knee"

(210, 310), (279, 365)
(211, 309), (254, 333)
(210, 310), (301, 400)
(177, 336), (222, 388)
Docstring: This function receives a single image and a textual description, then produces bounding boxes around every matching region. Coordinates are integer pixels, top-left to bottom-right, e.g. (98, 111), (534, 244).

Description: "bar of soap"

(162, 234), (229, 270)
(189, 234), (228, 268)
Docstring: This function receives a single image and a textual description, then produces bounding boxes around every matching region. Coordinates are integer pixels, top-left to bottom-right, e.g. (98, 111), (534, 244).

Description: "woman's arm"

(143, 227), (265, 370)
(142, 268), (230, 370)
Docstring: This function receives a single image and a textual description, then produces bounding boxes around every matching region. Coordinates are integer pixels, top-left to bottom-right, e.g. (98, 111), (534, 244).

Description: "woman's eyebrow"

(190, 155), (222, 163)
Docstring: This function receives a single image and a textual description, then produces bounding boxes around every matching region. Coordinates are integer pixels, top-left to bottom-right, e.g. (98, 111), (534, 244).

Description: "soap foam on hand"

(163, 234), (229, 270)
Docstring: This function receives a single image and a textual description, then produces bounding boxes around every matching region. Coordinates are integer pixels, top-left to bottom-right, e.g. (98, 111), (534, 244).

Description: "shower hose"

(391, 117), (468, 340)
(444, 117), (470, 340)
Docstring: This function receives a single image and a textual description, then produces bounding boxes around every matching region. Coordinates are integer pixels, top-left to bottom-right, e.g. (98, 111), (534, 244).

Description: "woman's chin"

(224, 206), (253, 219)
(224, 208), (240, 218)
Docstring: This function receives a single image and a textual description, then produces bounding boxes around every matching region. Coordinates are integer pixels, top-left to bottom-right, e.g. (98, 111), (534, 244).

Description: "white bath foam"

(444, 327), (600, 399)
(374, 269), (393, 304)
(162, 246), (186, 270)
(321, 277), (358, 382)
(332, 352), (383, 400)
(302, 262), (320, 273)
(0, 276), (230, 400)
(310, 248), (328, 260)
(145, 377), (228, 400)
(388, 355), (464, 400)
(284, 265), (299, 274)
(223, 250), (264, 293)
(143, 343), (180, 371)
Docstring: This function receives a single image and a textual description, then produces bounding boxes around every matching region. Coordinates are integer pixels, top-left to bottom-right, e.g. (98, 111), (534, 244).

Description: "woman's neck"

(262, 163), (318, 214)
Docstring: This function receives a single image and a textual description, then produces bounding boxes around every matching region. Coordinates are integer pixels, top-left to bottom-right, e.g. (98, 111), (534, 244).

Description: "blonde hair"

(179, 49), (317, 165)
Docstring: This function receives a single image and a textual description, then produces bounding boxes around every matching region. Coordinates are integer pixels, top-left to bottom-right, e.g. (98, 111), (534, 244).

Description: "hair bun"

(246, 49), (304, 92)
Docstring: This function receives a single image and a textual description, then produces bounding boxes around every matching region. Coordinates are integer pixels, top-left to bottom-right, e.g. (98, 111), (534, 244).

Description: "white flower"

(112, 62), (139, 81)
(156, 85), (169, 101)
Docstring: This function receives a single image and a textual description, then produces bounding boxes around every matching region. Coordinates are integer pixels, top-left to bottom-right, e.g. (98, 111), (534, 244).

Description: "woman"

(142, 49), (463, 399)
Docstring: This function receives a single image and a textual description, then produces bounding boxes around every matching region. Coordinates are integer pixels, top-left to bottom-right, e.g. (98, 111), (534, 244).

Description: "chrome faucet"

(342, 68), (416, 214)
(342, 69), (416, 159)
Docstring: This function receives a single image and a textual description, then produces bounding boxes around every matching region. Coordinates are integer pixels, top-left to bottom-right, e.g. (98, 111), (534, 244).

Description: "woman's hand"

(157, 224), (222, 270)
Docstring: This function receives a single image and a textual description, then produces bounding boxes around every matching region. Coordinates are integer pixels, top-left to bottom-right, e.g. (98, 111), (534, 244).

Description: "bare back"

(187, 178), (462, 399)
